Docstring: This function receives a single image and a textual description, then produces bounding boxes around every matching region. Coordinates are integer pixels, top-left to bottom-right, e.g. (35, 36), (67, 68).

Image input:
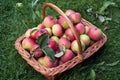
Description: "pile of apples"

(22, 9), (103, 68)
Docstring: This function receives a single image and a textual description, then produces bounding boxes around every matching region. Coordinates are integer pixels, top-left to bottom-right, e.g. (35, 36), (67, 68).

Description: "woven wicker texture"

(15, 3), (107, 80)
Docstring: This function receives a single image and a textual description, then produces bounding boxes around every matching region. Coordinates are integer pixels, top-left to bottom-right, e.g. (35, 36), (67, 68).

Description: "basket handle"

(42, 3), (83, 59)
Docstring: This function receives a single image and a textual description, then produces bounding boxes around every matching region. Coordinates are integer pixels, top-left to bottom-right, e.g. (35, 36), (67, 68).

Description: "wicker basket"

(15, 3), (107, 80)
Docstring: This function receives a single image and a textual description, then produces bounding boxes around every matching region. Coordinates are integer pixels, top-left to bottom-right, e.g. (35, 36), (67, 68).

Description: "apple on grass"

(61, 49), (75, 63)
(71, 40), (85, 53)
(43, 16), (56, 28)
(52, 24), (63, 37)
(22, 38), (36, 50)
(88, 27), (103, 41)
(80, 34), (90, 46)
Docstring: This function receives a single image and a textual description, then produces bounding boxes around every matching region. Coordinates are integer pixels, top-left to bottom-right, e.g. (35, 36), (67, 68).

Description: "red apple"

(75, 23), (85, 34)
(37, 24), (45, 29)
(65, 9), (75, 16)
(48, 39), (58, 51)
(80, 34), (90, 46)
(68, 12), (81, 24)
(88, 27), (103, 41)
(30, 29), (48, 40)
(58, 16), (69, 29)
(59, 37), (71, 49)
(30, 44), (43, 58)
(52, 24), (63, 37)
(43, 16), (56, 28)
(22, 38), (36, 50)
(61, 49), (75, 63)
(71, 40), (85, 53)
(65, 28), (75, 41)
(50, 36), (59, 44)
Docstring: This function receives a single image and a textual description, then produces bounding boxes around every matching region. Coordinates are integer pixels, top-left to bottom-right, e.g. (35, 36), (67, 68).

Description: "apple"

(75, 23), (85, 34)
(58, 16), (69, 29)
(80, 34), (90, 46)
(52, 59), (59, 67)
(30, 29), (48, 40)
(45, 27), (52, 36)
(59, 37), (71, 49)
(37, 24), (45, 29)
(50, 36), (59, 44)
(25, 29), (32, 38)
(38, 56), (58, 68)
(68, 12), (81, 24)
(52, 24), (63, 37)
(88, 27), (103, 41)
(71, 40), (85, 53)
(85, 26), (89, 34)
(61, 49), (75, 63)
(22, 38), (36, 50)
(48, 39), (58, 51)
(30, 44), (43, 58)
(65, 9), (75, 16)
(43, 16), (56, 28)
(65, 28), (75, 41)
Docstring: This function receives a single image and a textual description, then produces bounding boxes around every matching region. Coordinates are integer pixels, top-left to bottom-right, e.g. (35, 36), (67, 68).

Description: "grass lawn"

(0, 0), (120, 80)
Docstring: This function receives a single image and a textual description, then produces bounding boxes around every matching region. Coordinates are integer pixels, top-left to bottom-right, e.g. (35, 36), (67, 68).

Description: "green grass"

(0, 0), (120, 80)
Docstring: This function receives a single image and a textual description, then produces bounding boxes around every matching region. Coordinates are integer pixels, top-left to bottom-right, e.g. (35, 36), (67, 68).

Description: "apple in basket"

(88, 27), (103, 41)
(22, 37), (36, 50)
(37, 24), (45, 29)
(61, 49), (75, 63)
(75, 22), (85, 34)
(80, 34), (90, 46)
(44, 27), (52, 36)
(30, 44), (43, 58)
(52, 24), (63, 37)
(43, 16), (56, 28)
(58, 16), (69, 29)
(59, 37), (71, 49)
(38, 56), (59, 68)
(48, 38), (58, 51)
(68, 12), (81, 24)
(50, 36), (59, 44)
(65, 9), (75, 16)
(65, 28), (75, 41)
(71, 40), (85, 54)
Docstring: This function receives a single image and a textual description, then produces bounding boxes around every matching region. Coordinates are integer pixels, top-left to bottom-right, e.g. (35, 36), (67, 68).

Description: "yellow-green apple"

(22, 38), (36, 50)
(43, 16), (56, 28)
(62, 34), (67, 38)
(45, 27), (52, 36)
(71, 40), (85, 53)
(52, 24), (63, 37)
(88, 27), (103, 41)
(50, 36), (59, 44)
(59, 37), (71, 49)
(65, 9), (75, 16)
(80, 34), (90, 46)
(61, 49), (75, 63)
(68, 12), (81, 24)
(75, 23), (85, 34)
(65, 28), (75, 41)
(30, 44), (43, 58)
(25, 29), (32, 38)
(58, 16), (69, 29)
(85, 26), (89, 34)
(48, 39), (58, 51)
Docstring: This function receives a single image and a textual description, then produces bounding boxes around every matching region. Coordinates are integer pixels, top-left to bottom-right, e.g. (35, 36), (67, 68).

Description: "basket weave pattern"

(15, 3), (107, 80)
